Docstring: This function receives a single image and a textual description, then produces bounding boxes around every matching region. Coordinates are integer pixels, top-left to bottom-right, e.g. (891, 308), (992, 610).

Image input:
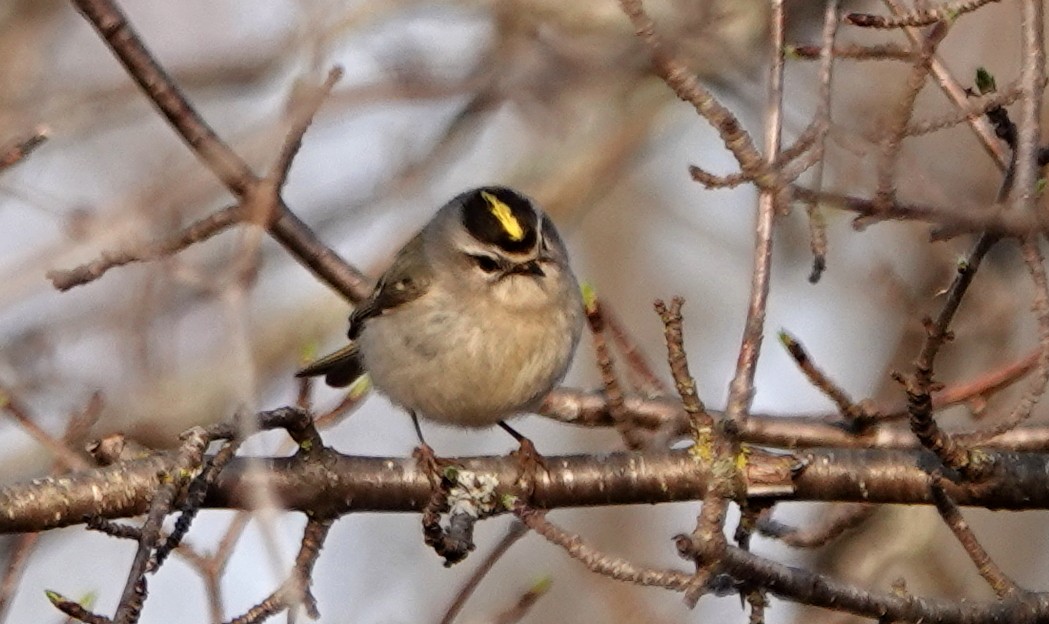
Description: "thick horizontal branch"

(4, 446), (1049, 534)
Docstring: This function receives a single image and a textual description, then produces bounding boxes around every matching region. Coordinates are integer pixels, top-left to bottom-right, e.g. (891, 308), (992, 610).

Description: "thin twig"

(224, 516), (333, 624)
(899, 233), (999, 480)
(883, 0), (1009, 169)
(0, 385), (89, 471)
(1012, 0), (1046, 220)
(779, 330), (876, 430)
(47, 205), (242, 291)
(585, 295), (631, 442)
(963, 238), (1049, 442)
(617, 0), (768, 184)
(490, 577), (551, 624)
(439, 521), (529, 624)
(873, 19), (952, 211)
(153, 439), (243, 567)
(930, 473), (1019, 597)
(846, 0), (1000, 29)
(0, 534), (40, 622)
(716, 543), (1048, 623)
(111, 427), (209, 624)
(724, 0), (786, 429)
(46, 591), (111, 624)
(791, 186), (1044, 238)
(801, 0), (840, 283)
(654, 298), (729, 605)
(604, 306), (668, 395)
(905, 81), (1022, 137)
(514, 506), (694, 591)
(66, 0), (370, 301)
(0, 128), (48, 172)
(267, 67), (345, 192)
(788, 43), (914, 61)
(688, 166), (751, 189)
(653, 299), (712, 432)
(757, 504), (875, 548)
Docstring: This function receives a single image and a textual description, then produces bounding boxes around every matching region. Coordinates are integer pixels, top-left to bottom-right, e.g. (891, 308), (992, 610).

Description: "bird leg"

(409, 411), (449, 487)
(498, 421), (548, 496)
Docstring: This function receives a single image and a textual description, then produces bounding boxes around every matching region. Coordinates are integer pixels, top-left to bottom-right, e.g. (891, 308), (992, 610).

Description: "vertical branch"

(725, 0), (786, 428)
(655, 299), (735, 607)
(902, 233), (999, 479)
(114, 428), (210, 624)
(654, 298), (712, 434)
(585, 294), (631, 441)
(873, 18), (952, 210)
(1013, 0), (1046, 218)
(803, 0), (841, 283)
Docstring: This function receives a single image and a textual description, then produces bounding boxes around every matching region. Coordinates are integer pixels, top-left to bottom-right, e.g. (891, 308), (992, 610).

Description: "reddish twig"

(963, 238), (1049, 442)
(584, 294), (631, 443)
(603, 305), (668, 395)
(0, 128), (48, 171)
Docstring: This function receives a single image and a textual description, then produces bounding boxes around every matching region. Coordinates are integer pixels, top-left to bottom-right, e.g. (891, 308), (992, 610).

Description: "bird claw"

(510, 437), (548, 496)
(412, 443), (442, 488)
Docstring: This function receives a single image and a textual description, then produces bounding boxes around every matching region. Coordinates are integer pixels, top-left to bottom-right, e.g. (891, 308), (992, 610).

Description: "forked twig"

(62, 0), (370, 301)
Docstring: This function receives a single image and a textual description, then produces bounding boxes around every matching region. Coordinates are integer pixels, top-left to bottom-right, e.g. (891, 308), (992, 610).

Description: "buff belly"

(357, 295), (578, 428)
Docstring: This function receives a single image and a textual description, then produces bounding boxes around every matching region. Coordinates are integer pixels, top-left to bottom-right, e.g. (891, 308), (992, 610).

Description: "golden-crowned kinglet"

(297, 186), (584, 435)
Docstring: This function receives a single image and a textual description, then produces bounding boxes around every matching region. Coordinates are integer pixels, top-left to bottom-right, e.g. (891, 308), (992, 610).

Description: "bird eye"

(469, 254), (501, 273)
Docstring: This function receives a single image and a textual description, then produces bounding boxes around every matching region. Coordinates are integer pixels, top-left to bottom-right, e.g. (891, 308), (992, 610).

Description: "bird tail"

(296, 343), (365, 388)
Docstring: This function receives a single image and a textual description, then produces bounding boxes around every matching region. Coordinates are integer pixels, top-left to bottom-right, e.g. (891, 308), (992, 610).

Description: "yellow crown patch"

(481, 191), (525, 241)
